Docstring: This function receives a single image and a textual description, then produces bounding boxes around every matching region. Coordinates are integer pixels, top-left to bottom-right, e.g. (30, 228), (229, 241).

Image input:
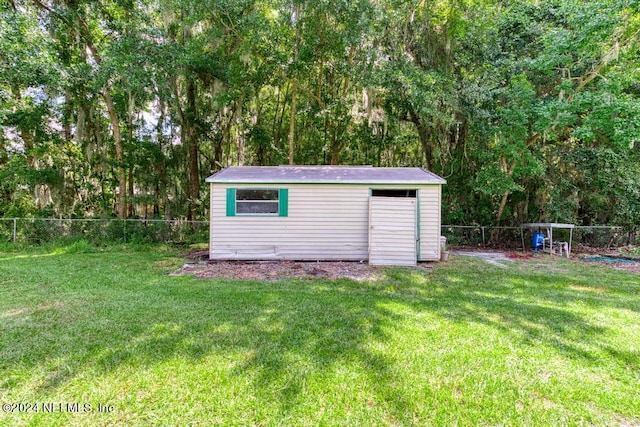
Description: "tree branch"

(571, 27), (640, 98)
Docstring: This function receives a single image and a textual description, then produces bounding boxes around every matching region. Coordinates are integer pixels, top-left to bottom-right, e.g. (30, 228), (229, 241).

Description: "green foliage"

(0, 0), (639, 226)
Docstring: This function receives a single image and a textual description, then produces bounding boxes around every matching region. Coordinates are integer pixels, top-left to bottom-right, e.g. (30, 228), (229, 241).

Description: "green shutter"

(278, 188), (288, 217)
(226, 188), (236, 216)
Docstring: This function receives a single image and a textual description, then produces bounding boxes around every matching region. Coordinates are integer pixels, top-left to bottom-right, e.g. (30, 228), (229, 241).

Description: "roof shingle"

(205, 166), (446, 184)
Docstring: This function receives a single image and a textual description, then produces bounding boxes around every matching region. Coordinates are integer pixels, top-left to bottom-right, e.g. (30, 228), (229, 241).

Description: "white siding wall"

(209, 183), (442, 262)
(210, 184), (370, 260)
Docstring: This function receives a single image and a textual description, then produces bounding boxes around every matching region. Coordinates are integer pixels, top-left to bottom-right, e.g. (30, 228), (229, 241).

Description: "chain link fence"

(440, 225), (638, 250)
(0, 218), (209, 246)
(0, 218), (636, 251)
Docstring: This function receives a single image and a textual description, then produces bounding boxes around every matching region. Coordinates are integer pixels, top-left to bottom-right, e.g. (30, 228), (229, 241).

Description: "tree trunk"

(156, 99), (167, 218)
(185, 77), (200, 220)
(75, 106), (86, 147)
(128, 168), (135, 217)
(127, 93), (135, 217)
(490, 156), (518, 242)
(495, 190), (510, 224)
(409, 110), (434, 170)
(330, 146), (340, 165)
(287, 3), (301, 165)
(63, 90), (73, 142)
(235, 100), (245, 166)
(76, 31), (127, 219)
(273, 84), (290, 151)
(102, 90), (127, 219)
(328, 120), (341, 165)
(288, 82), (297, 165)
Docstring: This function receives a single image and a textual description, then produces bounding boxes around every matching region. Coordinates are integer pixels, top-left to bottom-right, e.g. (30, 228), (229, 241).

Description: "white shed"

(205, 166), (446, 266)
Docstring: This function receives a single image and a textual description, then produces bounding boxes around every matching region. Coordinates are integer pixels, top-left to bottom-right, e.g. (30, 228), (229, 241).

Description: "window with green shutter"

(226, 188), (288, 217)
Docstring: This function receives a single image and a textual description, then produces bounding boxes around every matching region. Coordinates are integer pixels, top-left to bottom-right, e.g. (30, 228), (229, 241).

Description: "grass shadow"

(392, 256), (639, 365)
(1, 249), (639, 424)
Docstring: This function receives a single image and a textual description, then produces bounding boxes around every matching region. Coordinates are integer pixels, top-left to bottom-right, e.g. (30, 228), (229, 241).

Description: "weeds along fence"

(0, 218), (636, 250)
(0, 218), (209, 246)
(441, 225), (638, 250)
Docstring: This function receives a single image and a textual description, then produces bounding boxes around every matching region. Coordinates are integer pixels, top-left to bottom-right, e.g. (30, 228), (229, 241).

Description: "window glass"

(236, 189), (279, 215)
(236, 201), (279, 214)
(236, 189), (278, 201)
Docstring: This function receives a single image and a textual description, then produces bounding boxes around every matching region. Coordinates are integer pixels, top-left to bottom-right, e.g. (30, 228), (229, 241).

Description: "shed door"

(369, 196), (417, 266)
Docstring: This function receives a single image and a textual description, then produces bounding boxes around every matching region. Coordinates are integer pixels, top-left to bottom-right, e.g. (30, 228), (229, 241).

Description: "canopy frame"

(521, 223), (574, 257)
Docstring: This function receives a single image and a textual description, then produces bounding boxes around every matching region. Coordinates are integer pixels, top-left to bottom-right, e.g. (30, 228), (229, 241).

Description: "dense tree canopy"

(1, 0), (639, 226)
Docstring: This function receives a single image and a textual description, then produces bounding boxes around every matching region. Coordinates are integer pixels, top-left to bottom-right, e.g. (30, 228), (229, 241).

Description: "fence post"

(13, 218), (17, 244)
(481, 227), (486, 247)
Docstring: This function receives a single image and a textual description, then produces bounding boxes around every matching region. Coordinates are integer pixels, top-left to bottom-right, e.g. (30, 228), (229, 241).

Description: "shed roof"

(205, 166), (446, 185)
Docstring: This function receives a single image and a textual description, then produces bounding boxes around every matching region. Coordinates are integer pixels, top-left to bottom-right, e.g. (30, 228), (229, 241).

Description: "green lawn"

(1, 244), (639, 426)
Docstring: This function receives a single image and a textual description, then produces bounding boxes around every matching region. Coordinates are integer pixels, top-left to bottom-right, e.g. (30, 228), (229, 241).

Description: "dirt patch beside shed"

(174, 260), (395, 281)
